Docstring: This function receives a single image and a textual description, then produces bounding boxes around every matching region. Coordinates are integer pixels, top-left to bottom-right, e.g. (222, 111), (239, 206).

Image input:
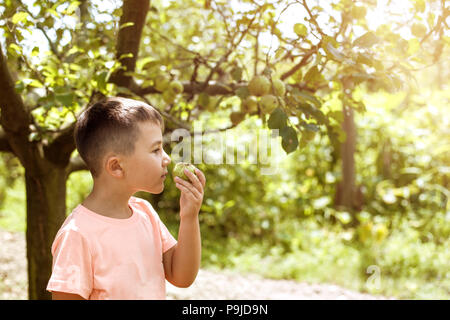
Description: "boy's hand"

(174, 167), (206, 219)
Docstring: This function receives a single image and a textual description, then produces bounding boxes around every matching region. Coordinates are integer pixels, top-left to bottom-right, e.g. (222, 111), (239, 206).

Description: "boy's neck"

(82, 188), (133, 220)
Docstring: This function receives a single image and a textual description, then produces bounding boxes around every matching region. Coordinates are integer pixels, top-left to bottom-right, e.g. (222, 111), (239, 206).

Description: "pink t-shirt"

(46, 196), (177, 300)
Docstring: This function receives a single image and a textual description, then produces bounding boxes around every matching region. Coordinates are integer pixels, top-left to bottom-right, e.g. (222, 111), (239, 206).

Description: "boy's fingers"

(175, 179), (201, 200)
(184, 169), (203, 193)
(175, 183), (197, 199)
(195, 168), (206, 188)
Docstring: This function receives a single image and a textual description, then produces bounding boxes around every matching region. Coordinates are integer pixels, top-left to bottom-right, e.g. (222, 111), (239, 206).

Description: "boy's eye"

(153, 148), (161, 153)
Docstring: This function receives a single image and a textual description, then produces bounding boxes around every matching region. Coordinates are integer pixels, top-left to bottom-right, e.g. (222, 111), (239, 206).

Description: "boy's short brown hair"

(74, 96), (164, 178)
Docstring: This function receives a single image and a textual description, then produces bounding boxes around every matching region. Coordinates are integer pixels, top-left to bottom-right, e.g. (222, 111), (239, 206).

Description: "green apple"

(241, 96), (258, 113)
(162, 89), (176, 104)
(260, 94), (278, 114)
(248, 75), (271, 96)
(173, 162), (196, 181)
(230, 111), (245, 126)
(272, 78), (286, 96)
(154, 74), (170, 92)
(169, 80), (184, 94)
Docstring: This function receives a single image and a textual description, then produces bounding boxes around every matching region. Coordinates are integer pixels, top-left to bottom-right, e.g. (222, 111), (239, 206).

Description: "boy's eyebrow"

(150, 140), (162, 147)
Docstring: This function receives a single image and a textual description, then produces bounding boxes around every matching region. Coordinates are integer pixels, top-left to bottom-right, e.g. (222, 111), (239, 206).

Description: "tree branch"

(280, 45), (318, 81)
(67, 155), (88, 175)
(109, 0), (150, 88)
(0, 44), (31, 163)
(134, 80), (243, 96)
(44, 121), (77, 167)
(17, 0), (63, 60)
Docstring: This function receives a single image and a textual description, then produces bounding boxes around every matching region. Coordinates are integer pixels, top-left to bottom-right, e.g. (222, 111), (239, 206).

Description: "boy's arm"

(163, 168), (205, 288)
(52, 291), (86, 300)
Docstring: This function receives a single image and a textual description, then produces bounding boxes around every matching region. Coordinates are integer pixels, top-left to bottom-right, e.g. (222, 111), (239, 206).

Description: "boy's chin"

(147, 184), (165, 194)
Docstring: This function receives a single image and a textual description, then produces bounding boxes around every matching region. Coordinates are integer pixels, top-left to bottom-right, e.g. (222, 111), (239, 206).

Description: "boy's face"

(121, 121), (171, 194)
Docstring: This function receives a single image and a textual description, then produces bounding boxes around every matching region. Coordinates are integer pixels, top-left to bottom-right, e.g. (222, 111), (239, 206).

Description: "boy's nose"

(163, 151), (171, 166)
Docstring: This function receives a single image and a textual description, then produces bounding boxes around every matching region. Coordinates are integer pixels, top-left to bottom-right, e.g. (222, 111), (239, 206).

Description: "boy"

(46, 96), (205, 300)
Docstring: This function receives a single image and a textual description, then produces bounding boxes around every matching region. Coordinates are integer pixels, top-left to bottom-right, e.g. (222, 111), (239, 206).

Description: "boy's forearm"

(171, 215), (201, 287)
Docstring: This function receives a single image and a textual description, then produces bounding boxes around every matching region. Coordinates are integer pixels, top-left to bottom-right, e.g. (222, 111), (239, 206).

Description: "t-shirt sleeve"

(46, 228), (93, 299)
(142, 199), (177, 253)
(157, 215), (178, 253)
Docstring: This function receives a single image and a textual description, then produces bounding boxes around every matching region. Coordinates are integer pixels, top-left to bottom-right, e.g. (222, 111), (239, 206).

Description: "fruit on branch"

(154, 74), (171, 92)
(241, 96), (258, 113)
(169, 80), (184, 94)
(272, 78), (286, 96)
(260, 94), (278, 114)
(248, 75), (271, 96)
(162, 89), (176, 104)
(173, 162), (196, 181)
(230, 111), (246, 125)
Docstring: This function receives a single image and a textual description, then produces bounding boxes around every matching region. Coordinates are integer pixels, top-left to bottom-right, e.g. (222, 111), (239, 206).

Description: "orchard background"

(0, 0), (448, 299)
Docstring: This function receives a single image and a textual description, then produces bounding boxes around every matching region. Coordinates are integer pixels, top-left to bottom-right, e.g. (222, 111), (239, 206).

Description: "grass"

(199, 222), (450, 300)
(0, 177), (26, 233)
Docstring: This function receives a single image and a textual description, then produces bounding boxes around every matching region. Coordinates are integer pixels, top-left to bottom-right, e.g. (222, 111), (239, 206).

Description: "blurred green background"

(1, 0), (449, 300)
(1, 80), (448, 299)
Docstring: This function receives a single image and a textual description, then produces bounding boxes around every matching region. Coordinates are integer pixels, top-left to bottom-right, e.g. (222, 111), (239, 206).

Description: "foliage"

(1, 0), (447, 151)
(0, 0), (449, 299)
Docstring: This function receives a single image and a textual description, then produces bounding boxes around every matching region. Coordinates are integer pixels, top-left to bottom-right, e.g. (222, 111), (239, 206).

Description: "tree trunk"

(25, 166), (68, 300)
(340, 105), (356, 207)
(109, 0), (150, 88)
(335, 104), (364, 212)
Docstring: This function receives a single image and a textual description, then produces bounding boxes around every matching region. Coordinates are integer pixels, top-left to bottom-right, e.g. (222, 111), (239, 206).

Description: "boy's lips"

(161, 171), (168, 178)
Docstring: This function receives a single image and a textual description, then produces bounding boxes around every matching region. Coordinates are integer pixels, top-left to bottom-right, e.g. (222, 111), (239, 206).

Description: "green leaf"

(353, 32), (379, 48)
(28, 132), (40, 142)
(303, 66), (323, 86)
(350, 72), (376, 84)
(8, 43), (22, 56)
(95, 71), (108, 92)
(46, 8), (60, 18)
(119, 53), (134, 60)
(351, 5), (367, 20)
(55, 92), (75, 106)
(15, 80), (25, 93)
(280, 126), (299, 154)
(69, 63), (82, 71)
(413, 0), (425, 13)
(275, 48), (285, 59)
(293, 23), (307, 37)
(235, 87), (250, 100)
(411, 23), (427, 38)
(24, 79), (44, 88)
(65, 1), (81, 15)
(325, 42), (345, 62)
(137, 57), (156, 70)
(120, 22), (135, 30)
(356, 53), (373, 66)
(197, 92), (210, 107)
(301, 122), (319, 132)
(267, 107), (288, 130)
(336, 211), (352, 224)
(12, 12), (29, 24)
(328, 110), (344, 123)
(31, 46), (40, 57)
(231, 67), (243, 82)
(292, 89), (321, 108)
(335, 127), (347, 143)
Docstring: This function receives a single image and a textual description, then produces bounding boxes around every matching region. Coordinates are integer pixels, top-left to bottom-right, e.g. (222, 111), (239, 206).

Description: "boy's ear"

(104, 155), (124, 178)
